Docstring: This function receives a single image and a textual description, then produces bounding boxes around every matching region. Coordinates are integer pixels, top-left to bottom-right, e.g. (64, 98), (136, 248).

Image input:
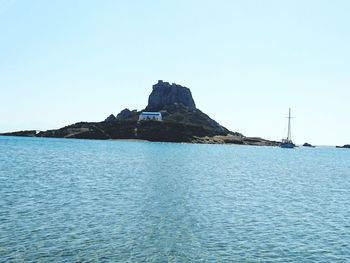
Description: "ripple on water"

(0, 137), (350, 262)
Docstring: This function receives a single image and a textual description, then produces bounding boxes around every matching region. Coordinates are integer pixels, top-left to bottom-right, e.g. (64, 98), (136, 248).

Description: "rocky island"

(303, 142), (315, 147)
(336, 144), (350, 149)
(1, 81), (279, 146)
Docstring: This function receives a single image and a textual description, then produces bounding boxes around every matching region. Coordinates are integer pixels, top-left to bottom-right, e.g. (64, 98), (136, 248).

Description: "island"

(1, 80), (279, 146)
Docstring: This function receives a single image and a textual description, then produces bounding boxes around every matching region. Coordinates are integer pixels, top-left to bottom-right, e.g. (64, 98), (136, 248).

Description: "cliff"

(146, 80), (196, 111)
(110, 81), (234, 135)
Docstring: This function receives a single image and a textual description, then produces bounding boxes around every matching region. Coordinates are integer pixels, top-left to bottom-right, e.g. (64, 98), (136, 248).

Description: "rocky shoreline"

(0, 122), (279, 146)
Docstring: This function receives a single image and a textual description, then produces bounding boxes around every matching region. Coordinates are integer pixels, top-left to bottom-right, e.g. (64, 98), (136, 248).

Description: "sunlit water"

(0, 136), (349, 262)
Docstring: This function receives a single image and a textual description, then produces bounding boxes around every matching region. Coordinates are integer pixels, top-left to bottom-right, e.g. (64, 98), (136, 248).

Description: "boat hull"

(280, 143), (295, 148)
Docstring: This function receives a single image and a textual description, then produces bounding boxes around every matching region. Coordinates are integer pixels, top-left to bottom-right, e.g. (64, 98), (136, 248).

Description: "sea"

(0, 136), (349, 262)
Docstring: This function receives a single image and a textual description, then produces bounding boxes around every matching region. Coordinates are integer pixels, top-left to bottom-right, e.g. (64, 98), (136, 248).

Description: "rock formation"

(156, 103), (234, 135)
(0, 80), (279, 146)
(116, 108), (138, 121)
(336, 144), (350, 148)
(105, 109), (138, 122)
(102, 81), (231, 134)
(0, 130), (38, 137)
(145, 80), (196, 111)
(104, 114), (117, 122)
(303, 142), (315, 147)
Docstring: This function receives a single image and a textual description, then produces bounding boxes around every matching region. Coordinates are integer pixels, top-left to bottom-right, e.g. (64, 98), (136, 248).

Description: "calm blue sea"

(0, 136), (349, 262)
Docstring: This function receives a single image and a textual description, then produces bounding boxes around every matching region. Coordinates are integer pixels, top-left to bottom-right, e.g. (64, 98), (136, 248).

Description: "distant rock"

(0, 130), (38, 137)
(303, 142), (315, 147)
(146, 80), (196, 111)
(336, 144), (350, 148)
(104, 114), (117, 122)
(192, 135), (279, 146)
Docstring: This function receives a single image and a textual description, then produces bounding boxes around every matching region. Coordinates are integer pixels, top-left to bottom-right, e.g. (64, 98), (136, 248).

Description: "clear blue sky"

(0, 0), (349, 145)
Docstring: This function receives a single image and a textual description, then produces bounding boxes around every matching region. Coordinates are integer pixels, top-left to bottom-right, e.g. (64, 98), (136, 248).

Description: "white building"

(138, 112), (162, 121)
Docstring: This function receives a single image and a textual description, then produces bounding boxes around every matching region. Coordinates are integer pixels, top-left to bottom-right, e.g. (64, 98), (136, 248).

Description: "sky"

(0, 0), (349, 145)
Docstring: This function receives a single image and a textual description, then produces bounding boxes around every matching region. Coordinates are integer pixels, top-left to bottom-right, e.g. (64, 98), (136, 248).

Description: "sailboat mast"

(281, 108), (295, 148)
(287, 108), (291, 141)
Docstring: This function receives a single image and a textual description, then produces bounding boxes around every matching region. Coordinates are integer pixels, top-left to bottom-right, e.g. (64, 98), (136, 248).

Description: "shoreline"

(1, 134), (348, 148)
(0, 132), (279, 146)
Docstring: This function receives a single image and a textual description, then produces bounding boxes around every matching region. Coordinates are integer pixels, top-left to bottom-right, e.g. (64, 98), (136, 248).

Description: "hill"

(1, 81), (279, 146)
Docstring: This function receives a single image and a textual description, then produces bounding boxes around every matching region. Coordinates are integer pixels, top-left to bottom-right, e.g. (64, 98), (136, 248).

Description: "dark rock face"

(146, 80), (196, 111)
(116, 108), (138, 121)
(142, 81), (232, 135)
(104, 114), (117, 122)
(37, 122), (136, 140)
(36, 121), (226, 143)
(136, 121), (220, 142)
(159, 104), (238, 135)
(104, 109), (138, 123)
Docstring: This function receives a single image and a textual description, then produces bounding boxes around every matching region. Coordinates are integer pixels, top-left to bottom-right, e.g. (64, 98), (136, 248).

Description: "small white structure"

(139, 112), (162, 121)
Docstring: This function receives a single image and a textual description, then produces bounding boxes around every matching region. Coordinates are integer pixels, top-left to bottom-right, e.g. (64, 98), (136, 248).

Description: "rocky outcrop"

(303, 142), (315, 147)
(336, 144), (350, 148)
(105, 81), (230, 134)
(192, 135), (279, 146)
(116, 108), (138, 121)
(0, 130), (38, 137)
(145, 80), (196, 111)
(158, 104), (237, 135)
(105, 109), (138, 122)
(37, 122), (136, 140)
(104, 114), (117, 122)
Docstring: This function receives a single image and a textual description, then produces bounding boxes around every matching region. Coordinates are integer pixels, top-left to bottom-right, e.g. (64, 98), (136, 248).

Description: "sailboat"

(280, 108), (296, 148)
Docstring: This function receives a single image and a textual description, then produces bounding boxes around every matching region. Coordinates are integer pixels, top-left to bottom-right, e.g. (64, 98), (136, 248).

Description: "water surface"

(0, 136), (349, 262)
